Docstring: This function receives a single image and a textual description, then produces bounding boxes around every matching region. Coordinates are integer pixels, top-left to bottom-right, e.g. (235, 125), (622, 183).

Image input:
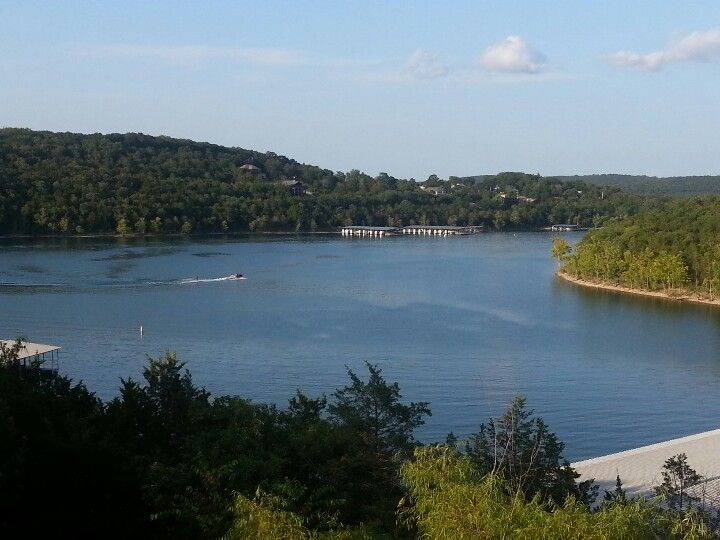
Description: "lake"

(1, 232), (719, 461)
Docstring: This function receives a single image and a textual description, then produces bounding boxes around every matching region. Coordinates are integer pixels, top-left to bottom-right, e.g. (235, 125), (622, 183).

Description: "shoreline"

(0, 231), (340, 240)
(556, 271), (720, 308)
(0, 228), (565, 240)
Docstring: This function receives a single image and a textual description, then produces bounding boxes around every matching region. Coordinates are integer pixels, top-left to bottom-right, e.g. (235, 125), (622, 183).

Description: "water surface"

(1, 233), (719, 461)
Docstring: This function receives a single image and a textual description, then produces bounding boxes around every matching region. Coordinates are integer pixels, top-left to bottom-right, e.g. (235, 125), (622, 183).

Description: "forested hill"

(556, 174), (720, 197)
(0, 128), (649, 235)
(558, 197), (720, 295)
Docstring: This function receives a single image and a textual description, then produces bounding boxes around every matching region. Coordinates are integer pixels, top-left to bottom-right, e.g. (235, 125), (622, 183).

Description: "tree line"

(553, 197), (720, 298)
(556, 174), (720, 198)
(0, 341), (713, 538)
(0, 129), (650, 235)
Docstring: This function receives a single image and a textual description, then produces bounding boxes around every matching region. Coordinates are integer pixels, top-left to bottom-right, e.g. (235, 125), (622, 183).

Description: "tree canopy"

(559, 197), (720, 297)
(401, 446), (711, 540)
(556, 175), (720, 198)
(1, 347), (714, 538)
(0, 129), (650, 235)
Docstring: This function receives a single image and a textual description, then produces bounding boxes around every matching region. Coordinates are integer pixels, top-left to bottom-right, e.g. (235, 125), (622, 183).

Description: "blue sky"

(1, 1), (719, 179)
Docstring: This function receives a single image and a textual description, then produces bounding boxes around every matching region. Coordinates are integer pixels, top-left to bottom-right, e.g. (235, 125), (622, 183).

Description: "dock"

(572, 428), (720, 509)
(0, 339), (61, 370)
(340, 225), (482, 237)
(400, 225), (483, 236)
(340, 226), (399, 237)
(549, 224), (581, 231)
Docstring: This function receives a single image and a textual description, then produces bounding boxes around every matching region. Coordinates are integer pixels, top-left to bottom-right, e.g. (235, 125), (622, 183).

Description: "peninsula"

(553, 197), (720, 307)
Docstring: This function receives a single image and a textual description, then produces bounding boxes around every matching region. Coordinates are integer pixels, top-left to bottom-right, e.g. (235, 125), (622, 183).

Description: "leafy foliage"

(1, 349), (712, 538)
(329, 362), (430, 455)
(465, 394), (596, 506)
(556, 174), (720, 198)
(551, 237), (571, 267)
(224, 491), (375, 540)
(0, 353), (424, 538)
(401, 446), (712, 539)
(0, 354), (147, 537)
(655, 454), (704, 511)
(560, 197), (720, 296)
(604, 475), (629, 504)
(0, 129), (649, 235)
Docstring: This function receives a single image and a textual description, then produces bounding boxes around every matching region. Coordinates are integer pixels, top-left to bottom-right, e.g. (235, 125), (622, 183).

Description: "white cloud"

(478, 36), (545, 74)
(405, 48), (450, 80)
(605, 28), (720, 71)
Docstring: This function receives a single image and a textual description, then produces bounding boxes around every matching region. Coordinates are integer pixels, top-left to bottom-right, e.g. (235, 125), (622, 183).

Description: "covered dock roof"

(402, 225), (482, 230)
(340, 226), (400, 231)
(1, 340), (61, 361)
(573, 428), (720, 508)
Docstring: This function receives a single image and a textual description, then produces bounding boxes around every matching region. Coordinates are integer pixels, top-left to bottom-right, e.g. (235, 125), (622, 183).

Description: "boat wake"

(0, 275), (246, 293)
(0, 282), (70, 292)
(178, 275), (246, 284)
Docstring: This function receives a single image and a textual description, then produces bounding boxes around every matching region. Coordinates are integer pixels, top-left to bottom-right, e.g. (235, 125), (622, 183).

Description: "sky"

(1, 1), (720, 179)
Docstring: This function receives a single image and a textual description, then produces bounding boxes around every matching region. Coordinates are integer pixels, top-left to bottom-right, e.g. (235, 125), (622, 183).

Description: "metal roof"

(402, 225), (481, 230)
(341, 226), (399, 231)
(0, 340), (61, 360)
(573, 428), (720, 508)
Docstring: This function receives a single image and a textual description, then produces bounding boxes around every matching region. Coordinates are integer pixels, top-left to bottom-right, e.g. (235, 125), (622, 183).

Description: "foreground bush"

(224, 492), (376, 540)
(0, 348), (424, 538)
(401, 446), (711, 540)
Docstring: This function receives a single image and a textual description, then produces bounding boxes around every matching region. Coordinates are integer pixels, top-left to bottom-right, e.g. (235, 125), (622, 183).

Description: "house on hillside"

(498, 192), (535, 204)
(420, 185), (447, 196)
(239, 163), (263, 177)
(280, 179), (311, 196)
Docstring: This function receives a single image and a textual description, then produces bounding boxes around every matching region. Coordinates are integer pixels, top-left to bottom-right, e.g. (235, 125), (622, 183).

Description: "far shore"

(556, 270), (720, 308)
(0, 231), (340, 241)
(0, 228), (566, 241)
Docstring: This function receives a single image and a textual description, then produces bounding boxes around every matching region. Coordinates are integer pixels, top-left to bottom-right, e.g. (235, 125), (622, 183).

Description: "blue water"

(1, 233), (719, 461)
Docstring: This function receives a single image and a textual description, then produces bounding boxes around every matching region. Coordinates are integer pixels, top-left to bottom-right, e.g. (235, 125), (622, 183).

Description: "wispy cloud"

(86, 41), (574, 85)
(77, 44), (343, 68)
(405, 48), (450, 80)
(478, 36), (546, 74)
(457, 69), (589, 85)
(605, 28), (720, 71)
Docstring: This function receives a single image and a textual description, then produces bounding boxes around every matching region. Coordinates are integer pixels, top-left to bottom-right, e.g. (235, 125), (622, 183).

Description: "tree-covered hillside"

(556, 197), (720, 296)
(556, 174), (720, 197)
(0, 129), (649, 235)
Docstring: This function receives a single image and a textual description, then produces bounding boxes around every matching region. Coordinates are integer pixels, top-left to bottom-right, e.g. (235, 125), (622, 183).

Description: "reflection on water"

(1, 233), (719, 460)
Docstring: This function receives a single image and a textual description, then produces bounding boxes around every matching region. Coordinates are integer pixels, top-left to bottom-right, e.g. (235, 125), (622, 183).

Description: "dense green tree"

(3, 341), (715, 538)
(654, 454), (703, 511)
(559, 197), (719, 296)
(551, 237), (570, 267)
(604, 475), (629, 504)
(0, 128), (650, 235)
(465, 394), (597, 506)
(329, 362), (430, 455)
(400, 446), (711, 539)
(555, 174), (720, 197)
(0, 354), (148, 537)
